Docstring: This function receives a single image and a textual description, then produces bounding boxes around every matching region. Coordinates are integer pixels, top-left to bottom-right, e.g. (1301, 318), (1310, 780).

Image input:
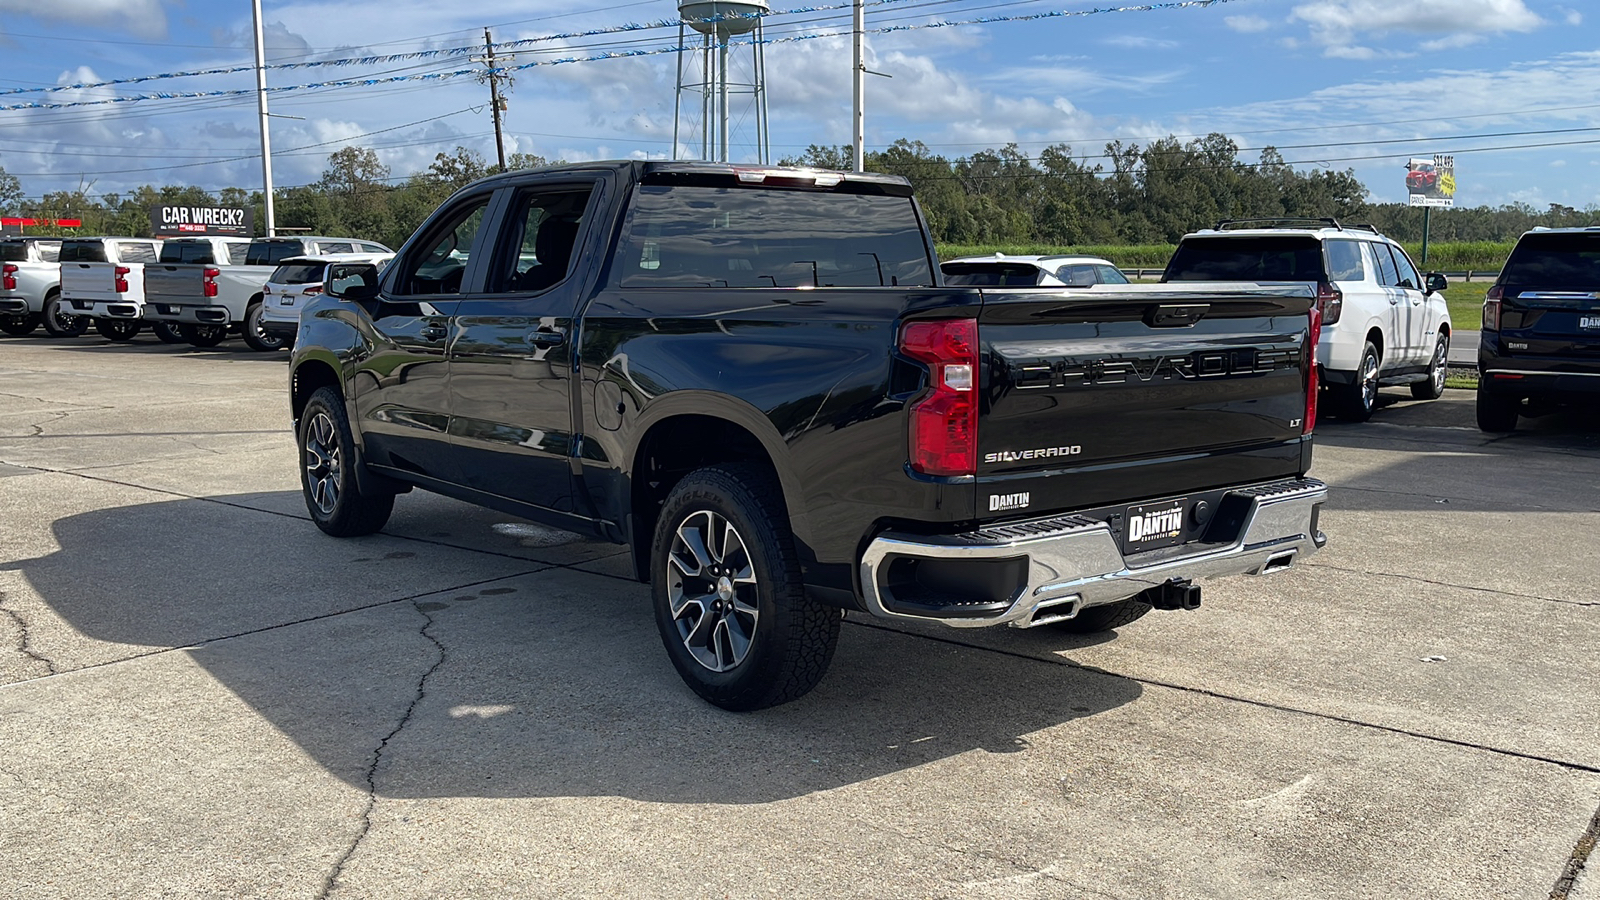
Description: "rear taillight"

(204, 268), (221, 298)
(2, 263), (16, 291)
(113, 265), (130, 293)
(1482, 285), (1502, 332)
(1304, 306), (1321, 435)
(1315, 282), (1343, 325)
(900, 318), (979, 477)
(303, 285), (323, 295)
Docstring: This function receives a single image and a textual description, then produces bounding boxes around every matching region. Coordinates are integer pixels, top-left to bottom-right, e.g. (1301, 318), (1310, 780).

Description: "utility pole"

(483, 29), (507, 171)
(852, 0), (864, 172)
(252, 0), (276, 236)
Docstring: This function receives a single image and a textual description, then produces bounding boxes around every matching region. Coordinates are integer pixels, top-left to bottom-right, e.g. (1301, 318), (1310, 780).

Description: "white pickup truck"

(144, 235), (390, 350)
(0, 237), (65, 337)
(58, 237), (164, 341)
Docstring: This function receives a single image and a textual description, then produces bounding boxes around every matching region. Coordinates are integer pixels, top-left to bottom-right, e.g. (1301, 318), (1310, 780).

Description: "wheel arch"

(290, 356), (342, 423)
(625, 398), (808, 583)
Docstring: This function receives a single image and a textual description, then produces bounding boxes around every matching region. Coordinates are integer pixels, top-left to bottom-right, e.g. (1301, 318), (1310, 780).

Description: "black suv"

(1477, 228), (1600, 431)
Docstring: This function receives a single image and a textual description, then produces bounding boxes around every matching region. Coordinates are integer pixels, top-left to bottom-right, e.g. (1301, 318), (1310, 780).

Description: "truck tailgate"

(976, 284), (1315, 519)
(60, 262), (116, 301)
(144, 265), (204, 305)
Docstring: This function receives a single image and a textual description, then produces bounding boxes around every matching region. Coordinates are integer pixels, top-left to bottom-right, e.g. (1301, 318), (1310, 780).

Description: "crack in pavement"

(0, 589), (57, 677)
(1552, 800), (1600, 900)
(844, 618), (1600, 776)
(1303, 562), (1599, 607)
(318, 600), (447, 900)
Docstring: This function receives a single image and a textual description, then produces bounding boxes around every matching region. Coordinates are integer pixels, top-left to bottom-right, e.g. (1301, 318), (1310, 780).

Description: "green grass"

(1437, 282), (1488, 332)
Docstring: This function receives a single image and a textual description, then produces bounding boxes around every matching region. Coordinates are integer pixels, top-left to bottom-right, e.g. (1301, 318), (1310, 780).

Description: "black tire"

(42, 293), (87, 337)
(1410, 334), (1449, 401)
(1331, 341), (1381, 422)
(298, 386), (395, 537)
(94, 318), (142, 342)
(651, 464), (841, 711)
(241, 301), (286, 352)
(1051, 597), (1153, 634)
(179, 323), (228, 348)
(1476, 387), (1521, 433)
(0, 313), (39, 336)
(152, 321), (187, 344)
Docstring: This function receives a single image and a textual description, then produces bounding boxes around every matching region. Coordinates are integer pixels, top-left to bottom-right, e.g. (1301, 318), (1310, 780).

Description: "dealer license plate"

(1121, 497), (1189, 554)
(1580, 315), (1600, 330)
(278, 294), (295, 306)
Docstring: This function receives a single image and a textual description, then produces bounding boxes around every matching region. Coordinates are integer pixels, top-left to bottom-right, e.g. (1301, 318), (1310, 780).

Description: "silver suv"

(1163, 218), (1451, 421)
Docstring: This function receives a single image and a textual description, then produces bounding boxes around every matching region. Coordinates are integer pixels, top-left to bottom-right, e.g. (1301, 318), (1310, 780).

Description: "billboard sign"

(1407, 155), (1455, 208)
(150, 205), (254, 237)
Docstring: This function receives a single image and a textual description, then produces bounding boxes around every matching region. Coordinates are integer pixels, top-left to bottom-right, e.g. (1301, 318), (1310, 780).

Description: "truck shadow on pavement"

(11, 491), (1144, 804)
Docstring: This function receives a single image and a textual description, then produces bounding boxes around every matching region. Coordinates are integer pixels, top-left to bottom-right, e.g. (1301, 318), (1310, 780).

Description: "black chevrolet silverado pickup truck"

(289, 161), (1327, 709)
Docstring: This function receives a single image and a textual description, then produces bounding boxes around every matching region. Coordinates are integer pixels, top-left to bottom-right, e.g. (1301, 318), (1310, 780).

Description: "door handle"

(1389, 296), (1400, 305)
(526, 329), (566, 347)
(420, 325), (448, 341)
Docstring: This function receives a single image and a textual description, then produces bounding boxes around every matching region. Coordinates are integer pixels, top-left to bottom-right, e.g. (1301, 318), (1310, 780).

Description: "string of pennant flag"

(0, 0), (1237, 113)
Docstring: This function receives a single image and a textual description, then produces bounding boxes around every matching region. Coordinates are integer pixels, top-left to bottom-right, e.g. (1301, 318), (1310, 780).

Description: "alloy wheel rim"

(1360, 352), (1379, 409)
(665, 509), (759, 673)
(303, 411), (341, 515)
(251, 307), (282, 349)
(1432, 340), (1447, 393)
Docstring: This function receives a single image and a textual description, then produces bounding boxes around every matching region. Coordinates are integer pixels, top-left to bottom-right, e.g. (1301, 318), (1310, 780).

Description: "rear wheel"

(241, 301), (286, 352)
(42, 293), (87, 337)
(652, 464), (840, 710)
(179, 323), (228, 348)
(94, 318), (142, 341)
(1476, 387), (1521, 432)
(152, 321), (187, 344)
(0, 313), (39, 336)
(1331, 341), (1381, 421)
(299, 386), (395, 536)
(1051, 597), (1152, 634)
(1410, 334), (1449, 400)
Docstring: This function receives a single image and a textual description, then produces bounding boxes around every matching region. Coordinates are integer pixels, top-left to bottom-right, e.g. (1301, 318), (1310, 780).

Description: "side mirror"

(325, 263), (380, 302)
(1424, 272), (1448, 294)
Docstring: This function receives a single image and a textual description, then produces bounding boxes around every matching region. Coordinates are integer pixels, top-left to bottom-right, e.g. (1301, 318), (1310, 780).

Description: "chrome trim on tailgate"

(859, 477), (1327, 629)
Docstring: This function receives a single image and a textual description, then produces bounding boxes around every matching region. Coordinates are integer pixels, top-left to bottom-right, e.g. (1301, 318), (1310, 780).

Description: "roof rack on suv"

(1212, 217), (1378, 234)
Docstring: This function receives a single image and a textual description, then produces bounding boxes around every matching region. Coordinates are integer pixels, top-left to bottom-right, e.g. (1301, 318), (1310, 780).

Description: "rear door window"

(613, 185), (933, 288)
(1094, 264), (1130, 284)
(0, 243), (26, 262)
(1500, 233), (1600, 288)
(1163, 236), (1326, 282)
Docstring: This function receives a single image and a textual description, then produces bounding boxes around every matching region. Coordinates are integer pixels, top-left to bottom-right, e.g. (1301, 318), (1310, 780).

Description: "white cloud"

(1549, 159), (1567, 168)
(1290, 0), (1542, 57)
(1225, 15), (1274, 33)
(0, 0), (166, 39)
(1102, 35), (1179, 50)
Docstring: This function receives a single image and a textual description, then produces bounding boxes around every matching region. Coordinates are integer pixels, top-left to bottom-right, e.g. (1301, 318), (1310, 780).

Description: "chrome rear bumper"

(859, 477), (1327, 629)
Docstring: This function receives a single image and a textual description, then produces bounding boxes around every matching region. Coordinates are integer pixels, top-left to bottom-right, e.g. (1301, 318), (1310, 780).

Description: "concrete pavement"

(1, 331), (1596, 898)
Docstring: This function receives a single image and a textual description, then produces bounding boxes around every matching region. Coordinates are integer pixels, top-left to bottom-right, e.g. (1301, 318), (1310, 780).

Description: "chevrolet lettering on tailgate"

(1013, 347), (1299, 389)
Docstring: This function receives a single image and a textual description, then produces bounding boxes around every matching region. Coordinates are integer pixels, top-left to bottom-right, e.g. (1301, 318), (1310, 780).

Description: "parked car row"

(0, 234), (392, 350)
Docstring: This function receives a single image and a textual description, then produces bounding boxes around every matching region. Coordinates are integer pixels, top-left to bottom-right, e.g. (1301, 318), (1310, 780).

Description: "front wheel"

(94, 318), (142, 342)
(299, 386), (395, 536)
(42, 294), (87, 337)
(179, 323), (228, 348)
(152, 321), (187, 344)
(241, 301), (286, 352)
(1476, 388), (1521, 433)
(652, 464), (840, 711)
(0, 313), (39, 336)
(1410, 334), (1449, 400)
(1331, 341), (1381, 422)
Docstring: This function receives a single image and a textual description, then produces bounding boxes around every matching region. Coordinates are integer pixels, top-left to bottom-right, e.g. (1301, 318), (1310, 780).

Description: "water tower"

(673, 0), (770, 163)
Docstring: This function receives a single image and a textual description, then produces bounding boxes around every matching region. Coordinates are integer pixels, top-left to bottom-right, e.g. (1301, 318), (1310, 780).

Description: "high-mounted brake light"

(204, 267), (221, 298)
(2, 263), (16, 291)
(113, 265), (130, 294)
(1314, 282), (1343, 325)
(1304, 306), (1321, 436)
(1482, 285), (1503, 332)
(900, 318), (979, 477)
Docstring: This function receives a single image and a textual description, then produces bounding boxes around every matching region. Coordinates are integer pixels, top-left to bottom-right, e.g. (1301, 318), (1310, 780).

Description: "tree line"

(2, 134), (1594, 248)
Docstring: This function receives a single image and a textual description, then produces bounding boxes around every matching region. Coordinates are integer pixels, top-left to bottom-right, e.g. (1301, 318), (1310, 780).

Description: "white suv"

(1163, 218), (1451, 421)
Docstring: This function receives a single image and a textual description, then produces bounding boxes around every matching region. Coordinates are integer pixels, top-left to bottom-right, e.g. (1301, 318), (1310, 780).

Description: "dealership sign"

(1407, 155), (1455, 208)
(149, 205), (254, 236)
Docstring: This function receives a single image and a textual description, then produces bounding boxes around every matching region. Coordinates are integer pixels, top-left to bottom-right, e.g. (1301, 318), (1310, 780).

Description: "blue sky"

(0, 0), (1595, 211)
